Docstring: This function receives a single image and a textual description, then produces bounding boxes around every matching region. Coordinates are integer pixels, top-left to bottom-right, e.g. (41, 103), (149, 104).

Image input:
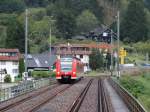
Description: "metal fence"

(108, 78), (147, 112)
(0, 78), (56, 102)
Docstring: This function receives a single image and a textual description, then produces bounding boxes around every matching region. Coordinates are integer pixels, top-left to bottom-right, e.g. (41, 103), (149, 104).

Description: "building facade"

(0, 49), (20, 82)
(52, 43), (113, 72)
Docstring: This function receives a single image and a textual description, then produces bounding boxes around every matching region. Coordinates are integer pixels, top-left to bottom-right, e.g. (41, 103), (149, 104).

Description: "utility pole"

(111, 29), (113, 76)
(117, 11), (120, 78)
(25, 9), (28, 80)
(49, 20), (52, 71)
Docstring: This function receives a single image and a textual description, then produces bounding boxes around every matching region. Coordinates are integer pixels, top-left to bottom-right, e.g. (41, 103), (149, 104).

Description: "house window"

(80, 55), (83, 59)
(13, 61), (18, 65)
(12, 69), (18, 74)
(9, 53), (17, 56)
(0, 61), (6, 65)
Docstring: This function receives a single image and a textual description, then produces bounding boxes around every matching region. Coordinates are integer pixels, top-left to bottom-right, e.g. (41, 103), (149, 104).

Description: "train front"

(56, 57), (77, 83)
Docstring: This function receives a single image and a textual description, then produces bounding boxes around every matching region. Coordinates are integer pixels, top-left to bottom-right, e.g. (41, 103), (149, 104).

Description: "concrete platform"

(104, 79), (129, 112)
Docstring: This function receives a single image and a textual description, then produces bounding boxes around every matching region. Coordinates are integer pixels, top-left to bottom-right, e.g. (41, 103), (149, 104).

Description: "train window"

(60, 62), (72, 72)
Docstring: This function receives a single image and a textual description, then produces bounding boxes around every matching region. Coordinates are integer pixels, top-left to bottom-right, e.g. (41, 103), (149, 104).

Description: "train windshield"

(60, 59), (72, 72)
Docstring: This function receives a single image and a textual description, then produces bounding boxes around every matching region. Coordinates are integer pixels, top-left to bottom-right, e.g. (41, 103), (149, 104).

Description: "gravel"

(35, 78), (91, 112)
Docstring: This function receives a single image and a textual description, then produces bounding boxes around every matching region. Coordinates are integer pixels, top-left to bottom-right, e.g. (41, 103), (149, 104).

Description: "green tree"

(0, 26), (7, 47)
(121, 0), (148, 42)
(64, 0), (103, 19)
(76, 10), (99, 34)
(19, 58), (25, 78)
(24, 0), (49, 7)
(6, 17), (25, 52)
(29, 17), (51, 53)
(89, 49), (104, 70)
(4, 75), (11, 83)
(0, 0), (25, 13)
(55, 9), (76, 39)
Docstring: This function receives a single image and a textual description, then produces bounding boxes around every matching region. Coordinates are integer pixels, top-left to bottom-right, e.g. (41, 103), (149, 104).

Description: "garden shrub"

(4, 75), (11, 83)
(31, 71), (55, 79)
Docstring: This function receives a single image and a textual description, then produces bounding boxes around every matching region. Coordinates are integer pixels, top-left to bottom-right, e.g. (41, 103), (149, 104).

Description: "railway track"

(98, 79), (113, 112)
(0, 84), (74, 112)
(0, 77), (147, 112)
(0, 84), (59, 112)
(108, 78), (147, 112)
(67, 79), (93, 112)
(29, 84), (73, 112)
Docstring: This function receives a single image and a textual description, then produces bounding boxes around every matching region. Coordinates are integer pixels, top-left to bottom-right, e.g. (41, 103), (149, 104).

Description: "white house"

(53, 44), (91, 72)
(0, 49), (20, 82)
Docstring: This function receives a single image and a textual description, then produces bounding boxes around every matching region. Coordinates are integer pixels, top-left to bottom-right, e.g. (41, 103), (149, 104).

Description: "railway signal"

(119, 47), (127, 64)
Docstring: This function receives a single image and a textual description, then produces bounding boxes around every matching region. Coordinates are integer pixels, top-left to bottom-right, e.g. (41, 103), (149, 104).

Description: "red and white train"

(55, 56), (84, 83)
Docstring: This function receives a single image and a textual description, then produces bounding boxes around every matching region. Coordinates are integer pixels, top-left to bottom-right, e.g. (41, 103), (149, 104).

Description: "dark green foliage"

(106, 52), (111, 70)
(31, 71), (50, 79)
(145, 0), (150, 10)
(24, 0), (49, 7)
(19, 58), (25, 77)
(120, 76), (144, 98)
(76, 10), (99, 34)
(6, 17), (25, 52)
(0, 0), (25, 13)
(4, 75), (12, 83)
(63, 0), (103, 19)
(142, 72), (150, 80)
(121, 0), (148, 43)
(55, 9), (76, 39)
(89, 49), (104, 70)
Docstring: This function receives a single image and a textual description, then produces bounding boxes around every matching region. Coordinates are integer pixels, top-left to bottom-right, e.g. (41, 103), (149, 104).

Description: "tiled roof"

(0, 48), (20, 61)
(54, 43), (114, 49)
(0, 48), (19, 53)
(0, 56), (19, 61)
(27, 53), (56, 68)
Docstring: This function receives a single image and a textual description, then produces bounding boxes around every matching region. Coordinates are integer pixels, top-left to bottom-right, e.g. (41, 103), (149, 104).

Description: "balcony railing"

(56, 50), (91, 55)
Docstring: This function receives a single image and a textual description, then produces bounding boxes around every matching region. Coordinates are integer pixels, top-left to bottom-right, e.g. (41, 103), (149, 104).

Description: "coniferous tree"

(6, 18), (25, 52)
(89, 49), (104, 70)
(0, 0), (25, 13)
(121, 0), (148, 43)
(55, 9), (76, 39)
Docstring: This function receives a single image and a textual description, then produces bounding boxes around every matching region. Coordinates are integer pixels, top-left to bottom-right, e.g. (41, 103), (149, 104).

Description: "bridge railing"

(0, 78), (56, 102)
(108, 78), (147, 112)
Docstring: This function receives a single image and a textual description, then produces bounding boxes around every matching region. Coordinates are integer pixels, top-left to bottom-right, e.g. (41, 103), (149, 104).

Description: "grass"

(119, 73), (150, 111)
(134, 74), (150, 111)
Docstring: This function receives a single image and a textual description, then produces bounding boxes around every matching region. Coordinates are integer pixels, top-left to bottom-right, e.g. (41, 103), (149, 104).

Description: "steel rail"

(108, 78), (147, 112)
(67, 79), (93, 112)
(0, 84), (59, 112)
(30, 84), (73, 112)
(98, 79), (113, 112)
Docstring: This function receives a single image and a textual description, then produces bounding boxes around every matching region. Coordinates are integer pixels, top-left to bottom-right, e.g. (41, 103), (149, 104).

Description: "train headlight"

(57, 72), (60, 74)
(73, 72), (76, 74)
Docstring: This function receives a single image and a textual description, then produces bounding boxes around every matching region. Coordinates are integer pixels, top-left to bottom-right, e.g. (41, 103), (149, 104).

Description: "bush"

(50, 72), (56, 77)
(31, 71), (55, 79)
(4, 75), (11, 83)
(89, 48), (104, 70)
(142, 73), (150, 80)
(120, 76), (144, 98)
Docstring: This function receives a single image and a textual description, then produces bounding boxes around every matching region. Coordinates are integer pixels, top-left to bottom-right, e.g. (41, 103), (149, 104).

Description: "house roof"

(54, 43), (115, 49)
(0, 56), (19, 61)
(0, 49), (19, 53)
(0, 48), (20, 61)
(27, 53), (56, 68)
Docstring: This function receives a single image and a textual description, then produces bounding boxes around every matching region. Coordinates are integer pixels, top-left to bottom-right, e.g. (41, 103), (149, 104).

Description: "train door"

(71, 59), (77, 79)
